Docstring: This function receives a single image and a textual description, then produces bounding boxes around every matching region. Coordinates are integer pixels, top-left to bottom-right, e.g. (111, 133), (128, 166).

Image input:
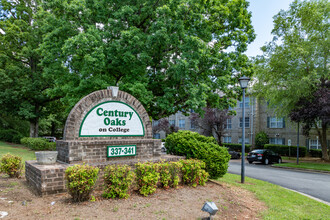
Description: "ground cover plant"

(165, 130), (231, 178)
(65, 164), (99, 202)
(0, 153), (23, 178)
(217, 173), (330, 219)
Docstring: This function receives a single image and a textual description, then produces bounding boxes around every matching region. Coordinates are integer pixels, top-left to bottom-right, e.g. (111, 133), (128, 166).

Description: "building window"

(239, 97), (250, 108)
(154, 133), (160, 139)
(239, 117), (250, 128)
(268, 117), (285, 128)
(179, 119), (185, 129)
(238, 137), (250, 144)
(309, 139), (321, 149)
(225, 119), (232, 129)
(269, 138), (285, 145)
(169, 120), (175, 126)
(223, 136), (232, 143)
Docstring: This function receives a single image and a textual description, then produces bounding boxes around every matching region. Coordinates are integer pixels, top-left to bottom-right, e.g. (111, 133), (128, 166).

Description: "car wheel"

(278, 158), (282, 164)
(248, 161), (253, 164)
(264, 158), (269, 165)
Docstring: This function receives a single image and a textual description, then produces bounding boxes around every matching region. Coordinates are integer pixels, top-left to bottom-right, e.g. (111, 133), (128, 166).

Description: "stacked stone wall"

(25, 161), (68, 196)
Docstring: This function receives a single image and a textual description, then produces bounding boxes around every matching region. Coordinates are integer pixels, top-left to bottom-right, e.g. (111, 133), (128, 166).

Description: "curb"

(270, 165), (330, 174)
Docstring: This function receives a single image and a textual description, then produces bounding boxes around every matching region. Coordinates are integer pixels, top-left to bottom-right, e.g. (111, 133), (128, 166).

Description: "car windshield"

(251, 150), (266, 153)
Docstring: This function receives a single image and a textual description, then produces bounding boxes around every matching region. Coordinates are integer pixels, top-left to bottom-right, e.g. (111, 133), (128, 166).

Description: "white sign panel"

(79, 101), (144, 137)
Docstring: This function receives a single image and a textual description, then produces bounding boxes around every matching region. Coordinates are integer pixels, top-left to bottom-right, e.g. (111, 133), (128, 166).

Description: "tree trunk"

(321, 124), (329, 161)
(29, 119), (39, 138)
(51, 121), (56, 137)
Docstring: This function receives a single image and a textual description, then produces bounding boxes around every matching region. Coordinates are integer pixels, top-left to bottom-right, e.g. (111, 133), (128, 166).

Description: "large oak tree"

(0, 0), (64, 137)
(40, 0), (255, 119)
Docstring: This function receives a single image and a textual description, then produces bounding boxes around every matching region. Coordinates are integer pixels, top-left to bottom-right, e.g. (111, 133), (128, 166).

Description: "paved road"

(228, 160), (330, 203)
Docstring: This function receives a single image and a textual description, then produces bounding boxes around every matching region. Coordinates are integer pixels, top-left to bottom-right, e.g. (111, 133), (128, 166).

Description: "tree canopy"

(0, 0), (255, 137)
(190, 107), (231, 145)
(253, 0), (329, 160)
(253, 0), (329, 115)
(0, 0), (64, 137)
(290, 81), (330, 160)
(39, 0), (255, 119)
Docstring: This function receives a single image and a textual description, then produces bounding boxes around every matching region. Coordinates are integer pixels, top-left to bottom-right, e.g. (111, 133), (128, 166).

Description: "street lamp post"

(239, 76), (250, 184)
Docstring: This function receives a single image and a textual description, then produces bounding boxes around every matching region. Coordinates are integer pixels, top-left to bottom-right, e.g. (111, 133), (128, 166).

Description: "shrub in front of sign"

(103, 164), (135, 199)
(159, 161), (182, 189)
(165, 130), (231, 178)
(20, 137), (56, 151)
(65, 164), (99, 202)
(180, 159), (209, 187)
(0, 153), (23, 178)
(135, 162), (160, 196)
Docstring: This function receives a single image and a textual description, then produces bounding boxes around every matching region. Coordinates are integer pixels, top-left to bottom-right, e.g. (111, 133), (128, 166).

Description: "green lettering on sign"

(107, 145), (136, 157)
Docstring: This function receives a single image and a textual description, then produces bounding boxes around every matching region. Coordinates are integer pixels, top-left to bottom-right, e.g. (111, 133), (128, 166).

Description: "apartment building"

(153, 97), (330, 150)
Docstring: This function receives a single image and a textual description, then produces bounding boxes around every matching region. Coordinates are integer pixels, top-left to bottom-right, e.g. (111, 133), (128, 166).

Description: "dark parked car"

(228, 149), (241, 159)
(247, 149), (282, 165)
(42, 136), (56, 142)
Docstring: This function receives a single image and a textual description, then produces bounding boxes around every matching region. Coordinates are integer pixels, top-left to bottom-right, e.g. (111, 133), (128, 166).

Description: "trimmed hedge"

(103, 164), (135, 199)
(309, 149), (323, 158)
(181, 159), (208, 187)
(165, 130), (230, 178)
(264, 144), (307, 157)
(65, 164), (99, 202)
(135, 162), (160, 196)
(20, 137), (56, 151)
(222, 143), (251, 153)
(100, 159), (209, 198)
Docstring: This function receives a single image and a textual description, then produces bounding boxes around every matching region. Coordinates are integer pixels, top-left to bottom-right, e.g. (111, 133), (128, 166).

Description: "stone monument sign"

(25, 87), (180, 196)
(56, 86), (161, 163)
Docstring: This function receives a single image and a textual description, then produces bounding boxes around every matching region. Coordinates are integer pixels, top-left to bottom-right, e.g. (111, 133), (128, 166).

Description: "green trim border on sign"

(107, 145), (137, 158)
(79, 101), (145, 137)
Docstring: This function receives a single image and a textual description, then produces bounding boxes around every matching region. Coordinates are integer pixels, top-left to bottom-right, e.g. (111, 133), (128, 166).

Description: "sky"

(245, 0), (294, 57)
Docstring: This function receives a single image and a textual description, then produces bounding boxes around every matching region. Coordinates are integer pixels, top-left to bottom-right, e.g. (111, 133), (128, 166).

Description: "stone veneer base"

(25, 154), (184, 196)
(56, 139), (162, 164)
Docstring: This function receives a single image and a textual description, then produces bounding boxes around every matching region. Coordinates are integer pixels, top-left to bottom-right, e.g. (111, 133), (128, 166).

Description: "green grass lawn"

(216, 173), (330, 220)
(0, 141), (36, 161)
(273, 162), (330, 172)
